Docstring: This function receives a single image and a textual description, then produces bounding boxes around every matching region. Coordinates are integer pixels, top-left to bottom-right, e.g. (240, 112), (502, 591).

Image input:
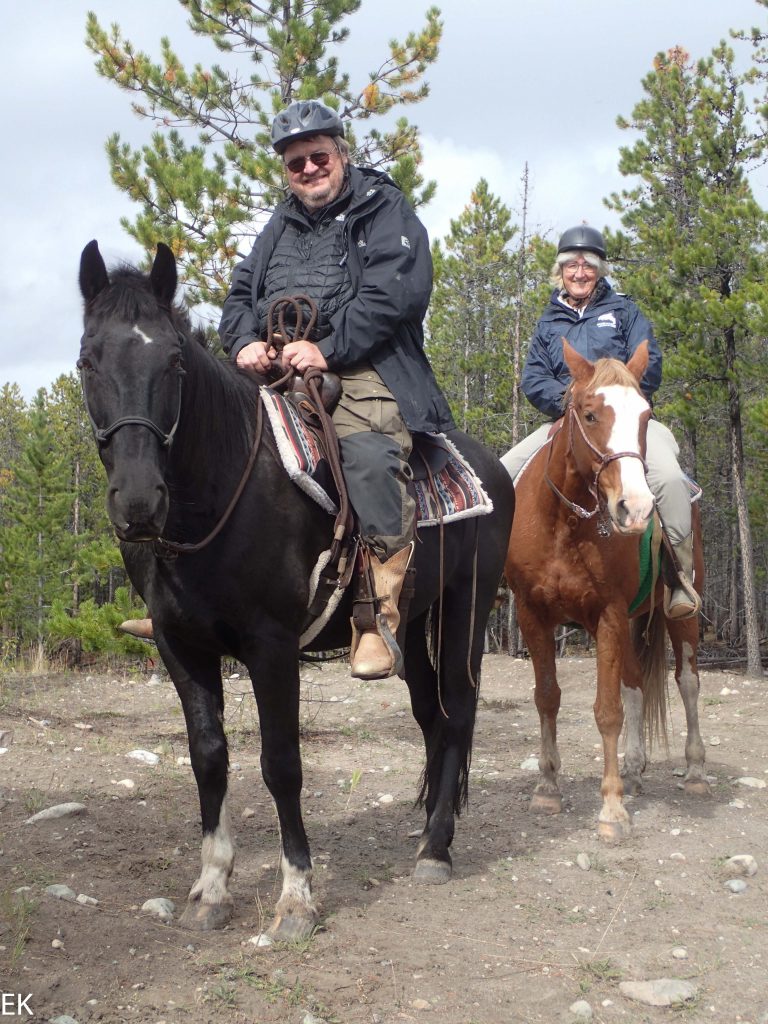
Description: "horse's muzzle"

(108, 484), (168, 542)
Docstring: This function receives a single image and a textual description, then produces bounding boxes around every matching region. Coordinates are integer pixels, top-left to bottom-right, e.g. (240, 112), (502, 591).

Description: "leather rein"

(159, 294), (352, 560)
(544, 404), (648, 523)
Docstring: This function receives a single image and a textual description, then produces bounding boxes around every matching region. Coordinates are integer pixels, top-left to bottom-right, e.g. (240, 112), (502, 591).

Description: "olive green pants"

(332, 365), (415, 559)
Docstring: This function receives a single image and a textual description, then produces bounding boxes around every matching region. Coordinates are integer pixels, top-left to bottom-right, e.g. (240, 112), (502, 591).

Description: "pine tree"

(606, 44), (767, 675)
(0, 383), (27, 527)
(0, 391), (75, 646)
(426, 179), (551, 453)
(86, 0), (441, 304)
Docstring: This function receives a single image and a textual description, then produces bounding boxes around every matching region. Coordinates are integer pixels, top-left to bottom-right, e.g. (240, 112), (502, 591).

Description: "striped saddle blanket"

(260, 387), (493, 526)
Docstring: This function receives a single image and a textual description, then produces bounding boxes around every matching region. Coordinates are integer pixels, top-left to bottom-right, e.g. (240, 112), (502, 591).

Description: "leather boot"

(350, 545), (412, 680)
(119, 618), (154, 640)
(665, 534), (702, 620)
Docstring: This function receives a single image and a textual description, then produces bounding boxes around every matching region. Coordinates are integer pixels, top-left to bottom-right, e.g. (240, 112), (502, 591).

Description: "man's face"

(282, 135), (346, 212)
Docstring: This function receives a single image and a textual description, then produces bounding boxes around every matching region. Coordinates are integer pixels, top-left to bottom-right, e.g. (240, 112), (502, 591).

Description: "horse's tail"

(630, 612), (669, 752)
(415, 603), (480, 814)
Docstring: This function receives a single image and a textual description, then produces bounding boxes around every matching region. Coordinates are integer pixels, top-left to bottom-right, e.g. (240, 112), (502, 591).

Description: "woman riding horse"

(502, 225), (700, 619)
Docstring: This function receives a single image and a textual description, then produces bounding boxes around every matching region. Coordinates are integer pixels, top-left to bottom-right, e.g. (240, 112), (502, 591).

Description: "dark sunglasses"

(285, 150), (335, 174)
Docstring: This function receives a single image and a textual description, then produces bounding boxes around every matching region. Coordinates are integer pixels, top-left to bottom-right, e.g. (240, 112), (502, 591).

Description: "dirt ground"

(0, 652), (766, 1024)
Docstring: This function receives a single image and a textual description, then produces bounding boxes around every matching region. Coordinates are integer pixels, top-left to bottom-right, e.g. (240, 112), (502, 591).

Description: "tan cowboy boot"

(350, 545), (413, 680)
(665, 534), (702, 620)
(119, 618), (154, 640)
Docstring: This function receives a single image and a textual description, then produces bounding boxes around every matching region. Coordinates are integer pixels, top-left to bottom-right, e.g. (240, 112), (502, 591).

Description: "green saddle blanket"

(628, 514), (661, 615)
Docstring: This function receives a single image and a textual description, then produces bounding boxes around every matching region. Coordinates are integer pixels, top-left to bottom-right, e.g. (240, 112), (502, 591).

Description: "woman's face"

(561, 256), (598, 303)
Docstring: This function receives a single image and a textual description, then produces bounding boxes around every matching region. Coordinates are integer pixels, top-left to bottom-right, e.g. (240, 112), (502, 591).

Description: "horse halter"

(545, 403), (648, 527)
(78, 328), (185, 448)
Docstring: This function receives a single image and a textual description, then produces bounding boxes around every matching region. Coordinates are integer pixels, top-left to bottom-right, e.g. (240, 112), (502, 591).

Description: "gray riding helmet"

(271, 100), (344, 154)
(557, 225), (607, 259)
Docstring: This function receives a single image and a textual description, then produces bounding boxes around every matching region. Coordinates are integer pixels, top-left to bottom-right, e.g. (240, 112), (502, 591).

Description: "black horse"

(78, 240), (515, 939)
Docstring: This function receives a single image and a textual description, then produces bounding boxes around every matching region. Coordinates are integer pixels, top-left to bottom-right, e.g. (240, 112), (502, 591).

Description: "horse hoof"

(598, 818), (632, 843)
(622, 776), (643, 797)
(684, 778), (712, 797)
(413, 858), (452, 884)
(530, 791), (563, 814)
(267, 908), (318, 942)
(179, 901), (233, 931)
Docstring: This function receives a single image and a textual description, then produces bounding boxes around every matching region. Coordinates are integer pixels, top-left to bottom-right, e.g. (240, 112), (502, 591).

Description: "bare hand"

(281, 340), (328, 375)
(235, 340), (277, 376)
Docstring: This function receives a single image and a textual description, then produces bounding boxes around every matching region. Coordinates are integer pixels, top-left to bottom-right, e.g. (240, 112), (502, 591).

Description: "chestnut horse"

(505, 340), (707, 841)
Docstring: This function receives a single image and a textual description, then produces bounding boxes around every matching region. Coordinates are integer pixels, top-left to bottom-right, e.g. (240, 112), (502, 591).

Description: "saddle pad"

(260, 388), (493, 527)
(260, 387), (338, 514)
(410, 434), (494, 525)
(628, 514), (660, 615)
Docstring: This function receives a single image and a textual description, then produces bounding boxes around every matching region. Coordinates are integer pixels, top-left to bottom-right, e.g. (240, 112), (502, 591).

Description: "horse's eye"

(584, 412), (597, 424)
(77, 357), (94, 373)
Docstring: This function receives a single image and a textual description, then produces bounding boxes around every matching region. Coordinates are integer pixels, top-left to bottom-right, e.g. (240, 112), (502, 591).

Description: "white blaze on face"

(597, 384), (654, 525)
(133, 325), (154, 345)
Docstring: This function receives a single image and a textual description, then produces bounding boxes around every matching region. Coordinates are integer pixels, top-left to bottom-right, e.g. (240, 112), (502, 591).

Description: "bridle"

(545, 401), (648, 527)
(79, 322), (265, 556)
(79, 326), (186, 449)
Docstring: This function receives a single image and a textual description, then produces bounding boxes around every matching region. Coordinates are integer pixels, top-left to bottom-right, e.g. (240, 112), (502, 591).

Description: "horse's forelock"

(86, 266), (193, 338)
(588, 358), (643, 396)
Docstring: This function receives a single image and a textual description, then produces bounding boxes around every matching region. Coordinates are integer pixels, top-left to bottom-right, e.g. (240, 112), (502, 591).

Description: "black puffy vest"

(256, 204), (355, 341)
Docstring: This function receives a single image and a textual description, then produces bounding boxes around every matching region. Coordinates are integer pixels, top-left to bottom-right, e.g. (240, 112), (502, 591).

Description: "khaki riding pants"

(332, 365), (415, 559)
(501, 418), (691, 544)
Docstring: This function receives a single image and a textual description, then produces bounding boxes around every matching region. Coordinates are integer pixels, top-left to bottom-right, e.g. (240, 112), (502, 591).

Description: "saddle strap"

(266, 295), (353, 566)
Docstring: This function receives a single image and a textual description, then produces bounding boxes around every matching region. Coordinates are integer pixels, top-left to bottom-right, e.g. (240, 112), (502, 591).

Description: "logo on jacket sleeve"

(401, 235), (411, 249)
(596, 312), (617, 329)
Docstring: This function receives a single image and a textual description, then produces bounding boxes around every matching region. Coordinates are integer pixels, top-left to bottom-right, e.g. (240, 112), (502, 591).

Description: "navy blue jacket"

(218, 165), (455, 435)
(521, 280), (662, 420)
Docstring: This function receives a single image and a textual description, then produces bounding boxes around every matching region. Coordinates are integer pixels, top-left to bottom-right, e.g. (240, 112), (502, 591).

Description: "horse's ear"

(562, 338), (594, 383)
(150, 243), (177, 307)
(79, 240), (109, 303)
(626, 340), (649, 384)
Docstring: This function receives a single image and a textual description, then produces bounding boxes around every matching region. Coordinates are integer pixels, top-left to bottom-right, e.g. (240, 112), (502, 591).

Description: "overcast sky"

(2, 0), (765, 399)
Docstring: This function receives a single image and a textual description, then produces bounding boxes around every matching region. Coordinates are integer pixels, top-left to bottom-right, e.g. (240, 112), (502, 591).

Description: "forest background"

(1, 0), (766, 675)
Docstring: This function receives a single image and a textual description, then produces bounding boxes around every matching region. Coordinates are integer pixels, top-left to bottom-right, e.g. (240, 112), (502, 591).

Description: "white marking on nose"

(133, 325), (154, 345)
(598, 384), (654, 523)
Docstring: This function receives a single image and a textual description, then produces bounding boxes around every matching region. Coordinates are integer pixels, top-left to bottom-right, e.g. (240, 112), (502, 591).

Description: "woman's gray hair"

(550, 249), (609, 287)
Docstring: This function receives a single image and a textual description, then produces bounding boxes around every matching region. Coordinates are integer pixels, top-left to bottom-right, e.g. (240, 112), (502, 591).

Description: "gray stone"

(723, 854), (757, 877)
(619, 978), (697, 1006)
(45, 884), (77, 902)
(26, 802), (87, 824)
(141, 897), (175, 921)
(127, 749), (160, 765)
(569, 999), (593, 1019)
(725, 878), (748, 893)
(50, 1017), (79, 1024)
(576, 853), (591, 871)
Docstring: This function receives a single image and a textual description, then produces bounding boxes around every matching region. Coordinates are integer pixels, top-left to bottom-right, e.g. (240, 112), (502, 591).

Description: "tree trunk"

(725, 326), (762, 676)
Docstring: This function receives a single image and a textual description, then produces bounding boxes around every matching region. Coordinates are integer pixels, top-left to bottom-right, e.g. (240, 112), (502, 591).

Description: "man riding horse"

(123, 99), (456, 678)
(501, 225), (700, 619)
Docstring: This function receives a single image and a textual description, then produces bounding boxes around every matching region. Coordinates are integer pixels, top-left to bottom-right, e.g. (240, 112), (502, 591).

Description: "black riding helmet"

(557, 225), (607, 259)
(271, 100), (345, 154)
